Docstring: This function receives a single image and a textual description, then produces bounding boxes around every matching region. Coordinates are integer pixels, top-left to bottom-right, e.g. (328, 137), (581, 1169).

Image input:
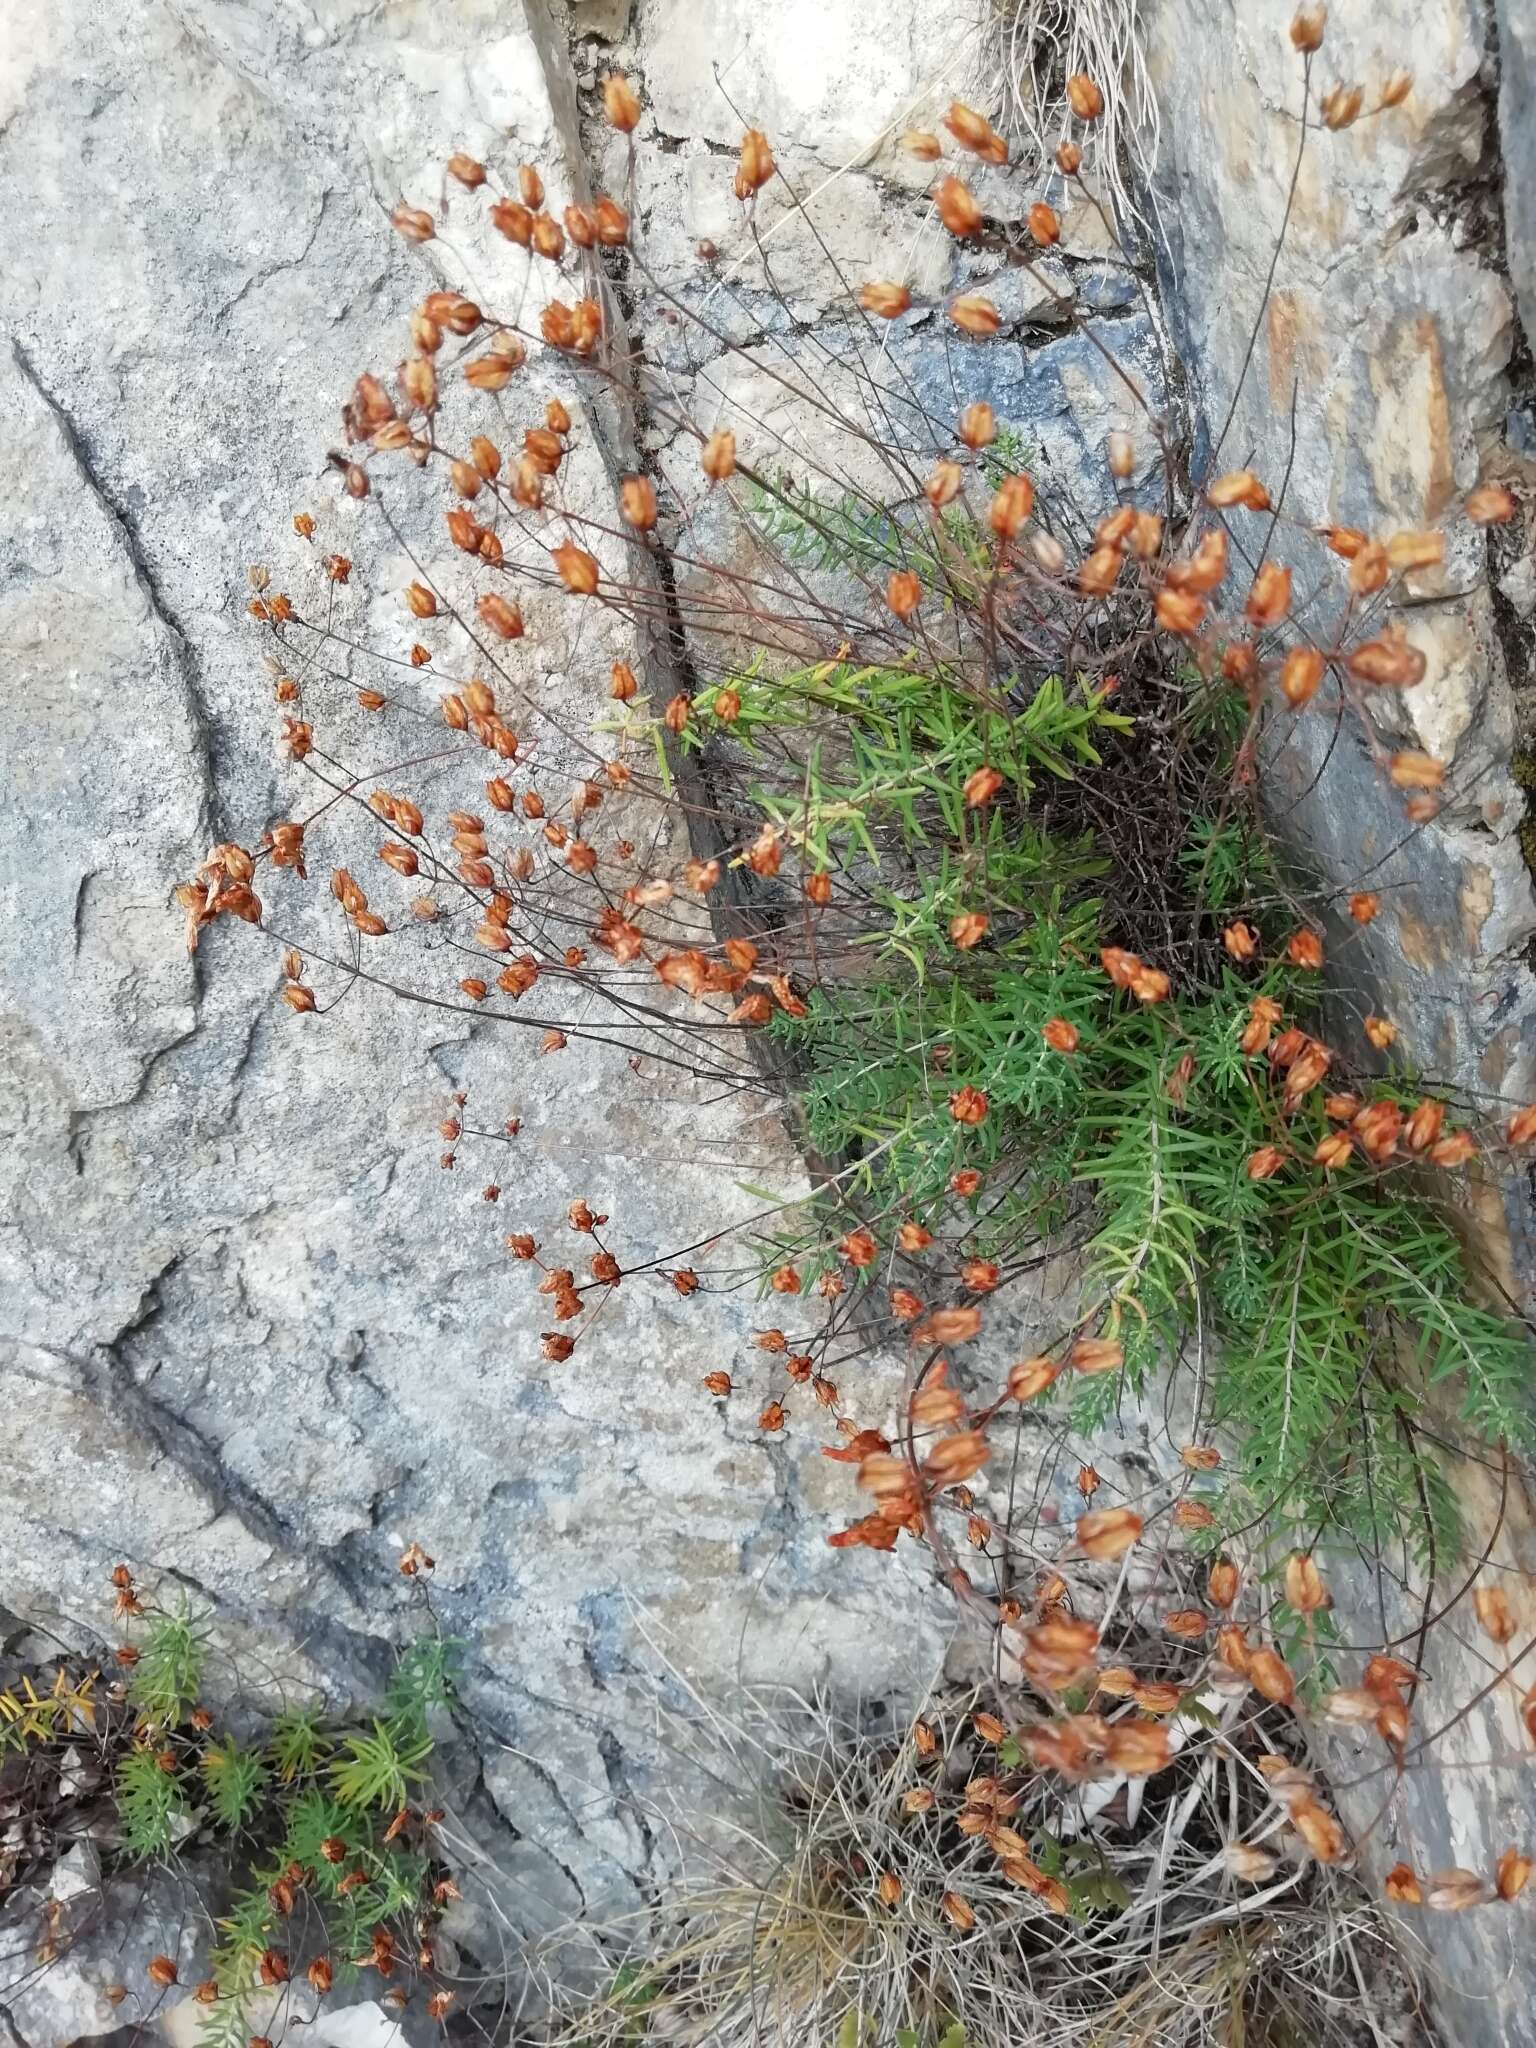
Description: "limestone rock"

(1144, 3), (1536, 2037)
(0, 0), (946, 1952)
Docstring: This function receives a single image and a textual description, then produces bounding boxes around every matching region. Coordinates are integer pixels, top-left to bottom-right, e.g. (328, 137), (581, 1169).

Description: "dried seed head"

(903, 129), (943, 160)
(949, 1085), (988, 1125)
(552, 541), (600, 594)
(1042, 1016), (1078, 1054)
(887, 569), (923, 619)
(1070, 1335), (1123, 1375)
(594, 194), (630, 244)
(1065, 73), (1105, 120)
(1056, 138), (1083, 174)
(1168, 526), (1229, 592)
(958, 401), (996, 449)
(464, 352), (515, 391)
(1291, 1800), (1347, 1863)
(701, 429), (736, 481)
(1388, 750), (1443, 790)
(1474, 1584), (1516, 1645)
(1008, 1355), (1060, 1400)
(1347, 629), (1427, 689)
(1385, 1861), (1423, 1904)
(490, 198), (534, 245)
(945, 101), (1008, 164)
(1497, 1849), (1533, 1901)
(933, 174), (984, 237)
(1426, 1868), (1490, 1912)
(1323, 1686), (1382, 1724)
(1320, 82), (1364, 129)
(1156, 588), (1206, 635)
(1028, 200), (1060, 246)
(477, 593), (524, 641)
(1347, 539), (1389, 595)
(391, 204), (434, 243)
(736, 128), (775, 196)
(1290, 5), (1327, 51)
(1387, 527), (1445, 574)
(1208, 1559), (1240, 1608)
(1247, 1646), (1296, 1706)
(1467, 482), (1516, 524)
(860, 280), (912, 318)
(1104, 1719), (1172, 1774)
(1076, 1507), (1142, 1559)
(1079, 543), (1122, 595)
(604, 73), (642, 131)
(949, 293), (1001, 337)
(532, 216), (566, 263)
(1245, 561), (1292, 627)
(1404, 1099), (1445, 1153)
(1284, 1552), (1327, 1614)
(620, 475), (658, 529)
(147, 1956), (179, 1989)
(988, 474), (1035, 538)
(927, 460), (963, 509)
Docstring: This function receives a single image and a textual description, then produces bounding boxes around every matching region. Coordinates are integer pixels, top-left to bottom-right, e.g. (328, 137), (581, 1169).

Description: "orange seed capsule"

(887, 569), (922, 619)
(958, 401), (996, 449)
(552, 541), (600, 595)
(949, 294), (1001, 337)
(989, 475), (1035, 538)
(391, 205), (434, 243)
(620, 475), (658, 529)
(1279, 646), (1325, 707)
(604, 73), (642, 130)
(702, 429), (736, 481)
(933, 174), (984, 238)
(944, 100), (1007, 165)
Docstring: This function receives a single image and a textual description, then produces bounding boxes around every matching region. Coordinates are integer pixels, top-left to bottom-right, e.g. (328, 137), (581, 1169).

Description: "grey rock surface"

(1144, 2), (1536, 2039)
(0, 0), (949, 1984)
(6, 0), (1536, 2037)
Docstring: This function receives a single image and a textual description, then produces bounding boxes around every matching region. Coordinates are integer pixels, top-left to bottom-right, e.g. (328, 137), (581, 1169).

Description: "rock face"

(1144, 1), (1536, 2038)
(5, 0), (1536, 2039)
(0, 0), (950, 2015)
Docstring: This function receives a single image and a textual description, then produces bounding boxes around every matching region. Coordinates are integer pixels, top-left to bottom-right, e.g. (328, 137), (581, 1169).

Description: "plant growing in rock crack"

(173, 0), (1536, 1976)
(1, 1557), (463, 2045)
(532, 1675), (1431, 2048)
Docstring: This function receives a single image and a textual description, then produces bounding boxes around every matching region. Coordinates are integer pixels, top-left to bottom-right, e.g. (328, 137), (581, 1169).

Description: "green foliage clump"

(690, 498), (1534, 1561)
(101, 1581), (455, 2048)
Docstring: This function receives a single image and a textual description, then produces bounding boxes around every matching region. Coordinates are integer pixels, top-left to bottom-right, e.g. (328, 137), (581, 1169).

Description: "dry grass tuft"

(534, 1671), (1431, 2048)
